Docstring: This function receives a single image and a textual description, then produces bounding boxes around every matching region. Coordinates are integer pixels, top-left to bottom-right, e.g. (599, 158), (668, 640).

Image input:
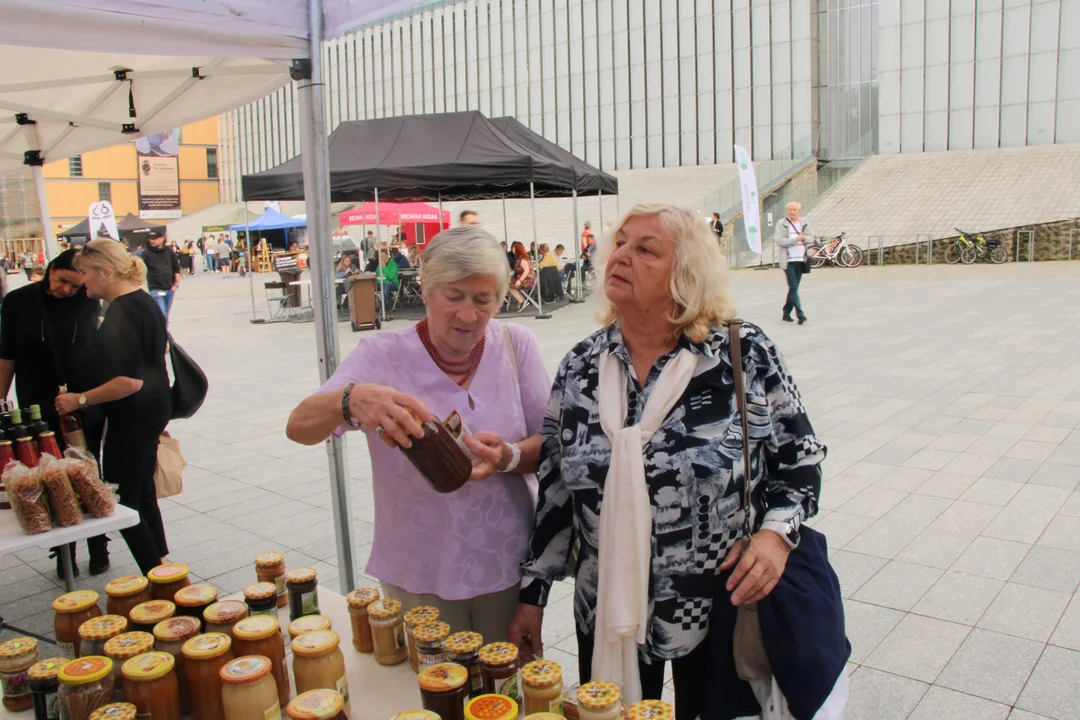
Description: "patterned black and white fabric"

(519, 321), (826, 661)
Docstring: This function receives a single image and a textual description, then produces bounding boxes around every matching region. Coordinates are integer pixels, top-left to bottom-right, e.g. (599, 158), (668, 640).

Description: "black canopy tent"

(59, 213), (167, 250)
(490, 116), (618, 195)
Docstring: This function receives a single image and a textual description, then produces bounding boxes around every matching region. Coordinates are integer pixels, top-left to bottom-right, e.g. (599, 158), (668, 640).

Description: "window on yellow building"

(207, 148), (218, 179)
(98, 182), (111, 203)
(69, 155), (83, 177)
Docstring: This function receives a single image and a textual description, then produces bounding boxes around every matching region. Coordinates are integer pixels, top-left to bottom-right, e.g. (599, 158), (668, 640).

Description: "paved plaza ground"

(4, 260), (1080, 719)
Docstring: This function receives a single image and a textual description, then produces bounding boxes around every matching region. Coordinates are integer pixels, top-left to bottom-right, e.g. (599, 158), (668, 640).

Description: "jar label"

(0, 668), (31, 698)
(44, 690), (60, 720)
(496, 672), (519, 701)
(264, 703), (282, 720)
(468, 665), (483, 695)
(274, 575), (285, 597)
(252, 608), (276, 619)
(549, 696), (563, 714)
(56, 641), (75, 660)
(417, 650), (446, 670)
(300, 590), (319, 616)
(395, 626), (405, 650)
(0, 489), (8, 504)
(335, 674), (350, 703)
(136, 714), (150, 720)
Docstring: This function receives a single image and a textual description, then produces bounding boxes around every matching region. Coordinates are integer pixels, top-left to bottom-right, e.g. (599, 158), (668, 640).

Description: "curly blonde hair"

(76, 239), (147, 285)
(596, 203), (736, 343)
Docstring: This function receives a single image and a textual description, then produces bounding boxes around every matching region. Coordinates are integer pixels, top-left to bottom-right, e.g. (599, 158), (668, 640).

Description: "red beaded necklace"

(417, 318), (486, 387)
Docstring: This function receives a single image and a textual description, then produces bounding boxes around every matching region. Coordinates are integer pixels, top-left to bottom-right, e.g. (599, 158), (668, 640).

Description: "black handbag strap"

(729, 319), (754, 541)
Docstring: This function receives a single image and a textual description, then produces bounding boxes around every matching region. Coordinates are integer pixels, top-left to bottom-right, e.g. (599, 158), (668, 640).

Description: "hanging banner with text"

(137, 129), (182, 219)
(733, 145), (762, 254)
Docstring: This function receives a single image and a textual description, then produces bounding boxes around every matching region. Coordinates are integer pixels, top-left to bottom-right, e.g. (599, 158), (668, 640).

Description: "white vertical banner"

(88, 200), (119, 241)
(734, 145), (762, 254)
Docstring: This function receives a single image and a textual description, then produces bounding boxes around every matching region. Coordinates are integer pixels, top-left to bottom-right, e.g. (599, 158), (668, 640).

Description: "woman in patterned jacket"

(507, 203), (826, 718)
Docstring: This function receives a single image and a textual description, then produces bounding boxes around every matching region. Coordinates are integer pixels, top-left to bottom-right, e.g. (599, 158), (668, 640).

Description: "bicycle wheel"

(945, 242), (964, 264)
(960, 247), (976, 265)
(807, 244), (826, 268)
(840, 245), (863, 268)
(990, 247), (1008, 264)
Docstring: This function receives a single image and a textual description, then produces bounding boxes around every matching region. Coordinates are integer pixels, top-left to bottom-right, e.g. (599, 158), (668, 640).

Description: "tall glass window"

(815, 0), (879, 160)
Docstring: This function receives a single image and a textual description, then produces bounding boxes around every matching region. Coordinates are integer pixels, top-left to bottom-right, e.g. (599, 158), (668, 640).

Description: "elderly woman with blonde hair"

(287, 224), (552, 639)
(507, 203), (827, 717)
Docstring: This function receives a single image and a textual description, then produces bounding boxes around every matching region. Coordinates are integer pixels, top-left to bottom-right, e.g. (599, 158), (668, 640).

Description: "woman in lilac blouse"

(286, 225), (552, 640)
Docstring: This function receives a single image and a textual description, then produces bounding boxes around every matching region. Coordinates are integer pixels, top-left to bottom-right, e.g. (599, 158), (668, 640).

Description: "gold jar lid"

(203, 600), (248, 625)
(52, 590), (99, 613)
(403, 605), (439, 628)
(234, 615), (281, 641)
(79, 615), (128, 641)
(128, 601), (175, 625)
(147, 564), (189, 584)
(89, 704), (137, 720)
(121, 652), (174, 682)
(523, 715), (563, 720)
(173, 584), (218, 607)
(412, 622), (451, 644)
(0, 637), (37, 661)
(288, 615), (332, 639)
(27, 657), (66, 681)
(520, 659), (562, 687)
(291, 630), (340, 657)
(244, 582), (278, 601)
(478, 642), (519, 666)
(445, 631), (484, 655)
(284, 567), (317, 584)
(417, 663), (469, 693)
(345, 588), (379, 609)
(392, 712), (440, 720)
(152, 616), (201, 643)
(181, 633), (232, 660)
(220, 655), (272, 685)
(104, 576), (149, 598)
(578, 681), (621, 710)
(465, 695), (518, 720)
(629, 700), (675, 720)
(254, 551), (286, 568)
(103, 632), (154, 660)
(286, 690), (344, 720)
(58, 656), (113, 685)
(366, 598), (402, 620)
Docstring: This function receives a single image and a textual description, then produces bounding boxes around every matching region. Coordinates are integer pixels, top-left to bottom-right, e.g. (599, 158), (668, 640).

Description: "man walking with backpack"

(776, 201), (811, 325)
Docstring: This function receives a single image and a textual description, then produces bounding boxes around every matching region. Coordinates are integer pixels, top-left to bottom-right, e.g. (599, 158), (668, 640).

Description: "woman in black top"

(56, 239), (172, 574)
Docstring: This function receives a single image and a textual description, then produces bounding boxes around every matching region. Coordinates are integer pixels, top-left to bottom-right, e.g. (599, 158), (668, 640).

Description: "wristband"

(342, 383), (361, 428)
(501, 443), (521, 473)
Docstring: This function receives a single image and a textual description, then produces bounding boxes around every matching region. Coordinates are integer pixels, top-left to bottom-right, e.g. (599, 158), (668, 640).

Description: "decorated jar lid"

(284, 567), (317, 584)
(520, 659), (562, 688)
(629, 700), (675, 720)
(173, 584), (218, 607)
(219, 655), (272, 684)
(412, 622), (451, 644)
(286, 689), (345, 720)
(121, 652), (175, 681)
(152, 616), (201, 643)
(147, 564), (189, 585)
(203, 600), (248, 624)
(103, 632), (154, 660)
(478, 642), (519, 666)
(288, 615), (332, 639)
(445, 631), (484, 655)
(345, 588), (379, 609)
(0, 637), (38, 660)
(181, 633), (232, 660)
(27, 656), (67, 681)
(51, 590), (99, 613)
(578, 681), (621, 710)
(465, 694), (519, 720)
(234, 615), (281, 641)
(89, 703), (137, 720)
(105, 576), (149, 597)
(244, 582), (278, 601)
(403, 606), (439, 628)
(129, 601), (175, 625)
(417, 662), (469, 692)
(391, 712), (441, 720)
(254, 551), (286, 569)
(523, 715), (563, 720)
(291, 630), (340, 657)
(79, 615), (128, 641)
(58, 656), (113, 685)
(367, 598), (402, 620)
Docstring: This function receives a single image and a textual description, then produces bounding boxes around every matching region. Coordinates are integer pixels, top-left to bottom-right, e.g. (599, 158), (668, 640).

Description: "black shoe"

(782, 315), (794, 323)
(88, 538), (111, 576)
(50, 545), (80, 580)
(798, 316), (807, 325)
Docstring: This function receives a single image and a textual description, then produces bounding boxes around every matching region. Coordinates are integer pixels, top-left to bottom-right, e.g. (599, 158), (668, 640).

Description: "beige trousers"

(379, 581), (520, 643)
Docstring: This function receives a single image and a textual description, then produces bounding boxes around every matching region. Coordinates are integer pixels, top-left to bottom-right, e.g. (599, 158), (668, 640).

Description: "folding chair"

(264, 281), (297, 321)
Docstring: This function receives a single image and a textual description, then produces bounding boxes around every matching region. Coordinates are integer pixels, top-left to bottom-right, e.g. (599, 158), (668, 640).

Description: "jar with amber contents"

(220, 656), (280, 720)
(174, 585), (218, 632)
(57, 657), (115, 720)
(520, 660), (563, 716)
(413, 623), (450, 671)
(243, 583), (278, 618)
(121, 652), (179, 720)
(477, 643), (519, 702)
(367, 599), (407, 667)
(444, 632), (483, 699)
(147, 565), (192, 602)
(78, 617), (128, 659)
(88, 702), (136, 720)
(344, 588), (379, 653)
(232, 616), (289, 708)
(464, 694), (518, 720)
(417, 663), (469, 720)
(286, 690), (347, 720)
(576, 682), (622, 720)
(181, 634), (234, 720)
(203, 601), (249, 639)
(152, 617), (201, 715)
(53, 591), (103, 659)
(102, 634), (153, 702)
(403, 607), (439, 674)
(28, 656), (65, 720)
(284, 568), (320, 622)
(628, 700), (674, 720)
(104, 578), (150, 621)
(128, 601), (175, 634)
(524, 715), (563, 720)
(392, 712), (440, 720)
(0, 637), (38, 712)
(290, 631), (349, 717)
(254, 552), (288, 609)
(287, 616), (332, 642)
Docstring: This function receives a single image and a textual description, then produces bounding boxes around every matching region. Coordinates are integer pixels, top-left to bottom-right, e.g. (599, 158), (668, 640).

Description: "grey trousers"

(379, 581), (520, 643)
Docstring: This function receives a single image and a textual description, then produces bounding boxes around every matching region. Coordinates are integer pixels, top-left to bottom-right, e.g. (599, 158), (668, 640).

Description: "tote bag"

(154, 431), (186, 499)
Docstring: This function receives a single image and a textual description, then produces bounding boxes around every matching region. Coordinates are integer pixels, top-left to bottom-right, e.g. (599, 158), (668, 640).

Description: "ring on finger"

(375, 425), (385, 436)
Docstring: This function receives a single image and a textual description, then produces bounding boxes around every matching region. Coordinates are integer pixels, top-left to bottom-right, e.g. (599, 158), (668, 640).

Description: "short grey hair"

(420, 225), (511, 301)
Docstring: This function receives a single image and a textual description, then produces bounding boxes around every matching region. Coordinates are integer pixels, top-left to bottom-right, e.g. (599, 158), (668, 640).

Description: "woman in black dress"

(56, 239), (172, 574)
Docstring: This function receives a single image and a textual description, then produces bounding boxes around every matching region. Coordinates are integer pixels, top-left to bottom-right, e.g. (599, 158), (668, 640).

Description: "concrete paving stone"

(897, 528), (978, 570)
(927, 499), (1002, 535)
(984, 457), (1044, 482)
(863, 613), (971, 683)
(960, 477), (1024, 506)
(1048, 593), (1080, 653)
(1027, 462), (1080, 490)
(929, 433), (982, 453)
(817, 476), (875, 511)
(1036, 515), (1080, 552)
(1024, 426), (1074, 444)
(981, 489), (1070, 544)
(844, 518), (926, 559)
(844, 667), (928, 720)
(829, 550), (888, 598)
(976, 583), (1071, 643)
(221, 458), (328, 485)
(836, 487), (909, 519)
(951, 536), (1032, 581)
(904, 448), (960, 472)
(908, 686), (1010, 720)
(1059, 491), (1080, 517)
(1007, 440), (1060, 463)
(880, 494), (952, 528)
(851, 561), (943, 612)
(915, 471), (978, 499)
(862, 443), (921, 466)
(1016, 646), (1080, 720)
(844, 601), (906, 665)
(937, 628), (1045, 705)
(1045, 443), (1080, 467)
(912, 570), (1004, 626)
(804, 511), (875, 549)
(1008, 710), (1055, 720)
(875, 466), (935, 493)
(1010, 546), (1080, 594)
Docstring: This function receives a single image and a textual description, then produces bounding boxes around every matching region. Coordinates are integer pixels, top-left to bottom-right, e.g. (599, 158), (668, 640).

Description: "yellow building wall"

(179, 147), (211, 180)
(179, 183), (220, 216)
(182, 118), (219, 146)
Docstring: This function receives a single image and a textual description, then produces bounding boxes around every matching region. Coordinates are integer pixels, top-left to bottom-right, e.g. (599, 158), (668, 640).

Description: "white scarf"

(594, 347), (699, 704)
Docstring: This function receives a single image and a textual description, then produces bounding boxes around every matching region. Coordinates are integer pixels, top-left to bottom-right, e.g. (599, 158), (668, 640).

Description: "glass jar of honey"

(254, 552), (288, 609)
(287, 616), (332, 642)
(28, 656), (65, 720)
(57, 657), (115, 720)
(181, 634), (234, 720)
(121, 652), (179, 720)
(173, 586), (218, 632)
(78, 616), (128, 659)
(576, 682), (622, 720)
(290, 631), (349, 717)
(284, 568), (320, 622)
(104, 578), (150, 621)
(220, 656), (280, 720)
(477, 643), (519, 702)
(147, 565), (191, 602)
(152, 617), (201, 715)
(403, 607), (440, 674)
(367, 599), (407, 667)
(628, 699), (674, 720)
(417, 663), (469, 720)
(88, 702), (136, 720)
(444, 632), (484, 699)
(102, 633), (153, 702)
(203, 601), (249, 639)
(243, 584), (278, 618)
(392, 712), (441, 720)
(464, 694), (518, 720)
(53, 591), (103, 659)
(520, 659), (563, 716)
(412, 623), (451, 671)
(128, 601), (175, 634)
(232, 616), (289, 708)
(344, 588), (379, 653)
(285, 690), (346, 720)
(0, 637), (38, 712)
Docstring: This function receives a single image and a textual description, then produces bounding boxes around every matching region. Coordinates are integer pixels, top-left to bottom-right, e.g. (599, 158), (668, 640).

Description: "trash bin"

(346, 274), (379, 331)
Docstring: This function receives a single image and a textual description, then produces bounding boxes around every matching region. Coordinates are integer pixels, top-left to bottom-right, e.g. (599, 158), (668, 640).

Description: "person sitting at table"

(391, 247), (411, 270)
(285, 224), (552, 638)
(335, 254), (358, 309)
(376, 249), (399, 308)
(408, 245), (421, 268)
(508, 241), (536, 312)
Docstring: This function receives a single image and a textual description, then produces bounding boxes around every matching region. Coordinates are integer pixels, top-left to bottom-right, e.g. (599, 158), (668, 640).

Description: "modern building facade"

(215, 0), (1076, 202)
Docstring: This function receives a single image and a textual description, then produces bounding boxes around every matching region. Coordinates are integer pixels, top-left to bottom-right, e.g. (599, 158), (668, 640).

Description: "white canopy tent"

(0, 0), (422, 591)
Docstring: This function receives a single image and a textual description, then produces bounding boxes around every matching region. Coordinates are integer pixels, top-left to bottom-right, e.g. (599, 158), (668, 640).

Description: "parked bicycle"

(807, 232), (863, 268)
(945, 228), (1007, 265)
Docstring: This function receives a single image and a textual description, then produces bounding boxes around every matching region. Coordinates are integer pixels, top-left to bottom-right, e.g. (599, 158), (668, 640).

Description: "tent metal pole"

(597, 190), (603, 237)
(30, 165), (57, 260)
(616, 193), (621, 218)
(245, 201), (256, 322)
(571, 188), (583, 303)
(502, 197), (509, 245)
(375, 188), (384, 322)
(300, 0), (356, 596)
(438, 190), (443, 226)
(530, 183), (550, 320)
(361, 200), (367, 261)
